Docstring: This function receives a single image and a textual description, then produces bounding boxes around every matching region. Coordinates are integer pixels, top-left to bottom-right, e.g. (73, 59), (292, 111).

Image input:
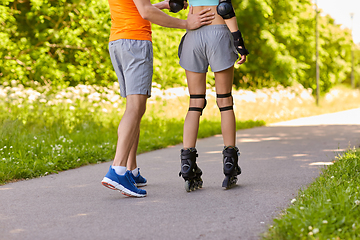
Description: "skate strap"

(223, 147), (238, 157)
(181, 152), (198, 160)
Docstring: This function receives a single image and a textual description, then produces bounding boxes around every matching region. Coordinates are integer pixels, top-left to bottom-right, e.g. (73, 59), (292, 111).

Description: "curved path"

(1, 108), (360, 240)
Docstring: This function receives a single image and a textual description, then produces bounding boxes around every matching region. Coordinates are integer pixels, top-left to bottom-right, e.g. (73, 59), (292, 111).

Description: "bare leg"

(214, 66), (236, 147)
(112, 94), (147, 167)
(183, 70), (207, 149)
(126, 130), (139, 171)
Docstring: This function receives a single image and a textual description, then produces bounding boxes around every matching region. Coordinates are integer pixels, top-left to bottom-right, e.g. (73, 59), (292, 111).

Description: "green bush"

(1, 0), (359, 92)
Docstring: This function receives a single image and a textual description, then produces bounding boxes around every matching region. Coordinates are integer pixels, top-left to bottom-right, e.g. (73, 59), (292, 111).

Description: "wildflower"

(355, 200), (360, 205)
(331, 176), (334, 179)
(300, 207), (304, 210)
(313, 228), (319, 234)
(34, 136), (37, 140)
(291, 198), (296, 204)
(322, 220), (328, 224)
(308, 226), (313, 230)
(10, 146), (13, 148)
(308, 232), (313, 236)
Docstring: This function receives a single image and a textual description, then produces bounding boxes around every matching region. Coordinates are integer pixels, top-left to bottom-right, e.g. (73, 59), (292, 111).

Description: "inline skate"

(222, 146), (241, 189)
(179, 148), (203, 192)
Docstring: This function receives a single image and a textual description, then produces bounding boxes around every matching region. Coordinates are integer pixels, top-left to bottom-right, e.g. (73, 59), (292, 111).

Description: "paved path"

(1, 108), (360, 240)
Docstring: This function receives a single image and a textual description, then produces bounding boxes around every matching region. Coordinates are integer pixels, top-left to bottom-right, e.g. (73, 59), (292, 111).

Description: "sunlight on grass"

(0, 80), (359, 184)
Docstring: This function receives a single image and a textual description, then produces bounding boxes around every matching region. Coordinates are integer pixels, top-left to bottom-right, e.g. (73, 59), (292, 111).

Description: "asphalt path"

(1, 108), (360, 240)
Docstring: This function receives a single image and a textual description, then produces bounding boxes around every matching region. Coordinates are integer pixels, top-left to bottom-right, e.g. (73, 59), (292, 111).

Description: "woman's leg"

(183, 70), (207, 149)
(214, 66), (236, 147)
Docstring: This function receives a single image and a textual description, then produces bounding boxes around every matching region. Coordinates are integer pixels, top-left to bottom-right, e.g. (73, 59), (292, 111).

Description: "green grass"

(0, 103), (264, 184)
(262, 148), (360, 240)
(1, 82), (359, 185)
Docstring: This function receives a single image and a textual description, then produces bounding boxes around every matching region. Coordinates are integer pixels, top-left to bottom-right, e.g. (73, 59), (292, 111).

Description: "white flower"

(313, 228), (319, 234)
(300, 207), (304, 210)
(291, 198), (296, 204)
(355, 200), (360, 205)
(308, 226), (313, 230)
(322, 220), (328, 224)
(69, 106), (75, 110)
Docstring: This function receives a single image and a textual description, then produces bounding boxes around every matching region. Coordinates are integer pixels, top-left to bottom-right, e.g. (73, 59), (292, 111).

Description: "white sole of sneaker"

(101, 177), (146, 198)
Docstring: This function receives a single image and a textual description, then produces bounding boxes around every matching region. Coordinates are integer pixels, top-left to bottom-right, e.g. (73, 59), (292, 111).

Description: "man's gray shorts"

(178, 24), (239, 73)
(109, 39), (153, 98)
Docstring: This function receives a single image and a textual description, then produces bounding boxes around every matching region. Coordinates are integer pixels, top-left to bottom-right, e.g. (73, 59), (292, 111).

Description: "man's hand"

(186, 6), (215, 30)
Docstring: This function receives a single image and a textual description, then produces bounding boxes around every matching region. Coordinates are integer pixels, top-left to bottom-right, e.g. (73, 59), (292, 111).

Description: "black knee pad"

(217, 92), (233, 112)
(188, 94), (207, 115)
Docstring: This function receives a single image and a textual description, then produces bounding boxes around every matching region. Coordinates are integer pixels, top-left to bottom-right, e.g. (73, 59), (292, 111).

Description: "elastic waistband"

(187, 24), (228, 32)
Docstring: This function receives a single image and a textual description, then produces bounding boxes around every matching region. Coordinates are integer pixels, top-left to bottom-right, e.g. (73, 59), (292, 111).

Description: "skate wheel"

(185, 180), (191, 192)
(222, 176), (238, 189)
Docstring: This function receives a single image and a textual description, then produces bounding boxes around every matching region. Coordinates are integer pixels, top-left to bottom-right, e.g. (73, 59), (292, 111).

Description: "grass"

(0, 81), (359, 185)
(0, 81), (264, 184)
(262, 148), (360, 240)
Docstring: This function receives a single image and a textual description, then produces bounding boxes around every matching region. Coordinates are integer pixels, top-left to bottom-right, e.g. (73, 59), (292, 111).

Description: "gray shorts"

(109, 39), (153, 98)
(178, 24), (239, 73)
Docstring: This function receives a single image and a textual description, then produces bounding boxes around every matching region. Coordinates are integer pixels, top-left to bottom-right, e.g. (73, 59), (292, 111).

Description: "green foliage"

(0, 0), (114, 87)
(1, 0), (359, 92)
(233, 0), (360, 93)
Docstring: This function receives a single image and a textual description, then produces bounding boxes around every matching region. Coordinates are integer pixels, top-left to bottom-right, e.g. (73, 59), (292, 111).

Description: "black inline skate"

(179, 148), (203, 192)
(222, 146), (241, 189)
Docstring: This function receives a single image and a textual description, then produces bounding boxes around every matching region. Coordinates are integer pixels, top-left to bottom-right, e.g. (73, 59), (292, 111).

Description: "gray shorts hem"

(121, 91), (151, 98)
(180, 62), (236, 73)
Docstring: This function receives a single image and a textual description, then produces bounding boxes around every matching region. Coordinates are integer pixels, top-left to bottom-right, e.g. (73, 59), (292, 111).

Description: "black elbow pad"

(169, 0), (186, 13)
(217, 0), (235, 19)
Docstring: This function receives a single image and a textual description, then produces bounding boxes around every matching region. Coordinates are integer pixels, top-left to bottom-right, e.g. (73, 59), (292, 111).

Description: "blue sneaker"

(101, 166), (146, 197)
(129, 168), (147, 187)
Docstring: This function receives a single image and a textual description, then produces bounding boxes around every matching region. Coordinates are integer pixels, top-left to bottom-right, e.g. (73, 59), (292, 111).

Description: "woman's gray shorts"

(178, 24), (239, 73)
(109, 39), (153, 98)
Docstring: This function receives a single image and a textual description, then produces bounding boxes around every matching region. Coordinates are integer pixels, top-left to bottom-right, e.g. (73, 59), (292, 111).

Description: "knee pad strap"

(189, 94), (207, 115)
(217, 92), (233, 112)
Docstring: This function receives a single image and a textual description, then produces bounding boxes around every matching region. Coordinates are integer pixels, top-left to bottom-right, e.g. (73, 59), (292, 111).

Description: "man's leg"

(126, 130), (139, 171)
(112, 94), (147, 167)
(102, 94), (148, 197)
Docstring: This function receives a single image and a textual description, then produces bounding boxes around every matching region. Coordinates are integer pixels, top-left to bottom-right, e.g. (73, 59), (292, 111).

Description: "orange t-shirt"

(108, 0), (152, 42)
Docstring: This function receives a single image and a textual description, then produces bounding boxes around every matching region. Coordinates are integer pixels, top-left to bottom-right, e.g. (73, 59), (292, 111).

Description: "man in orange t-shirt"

(101, 0), (215, 197)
